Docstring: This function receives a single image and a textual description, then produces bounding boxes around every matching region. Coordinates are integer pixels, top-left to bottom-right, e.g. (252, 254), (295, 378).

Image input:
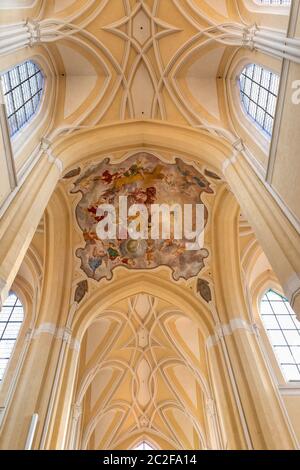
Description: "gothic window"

(260, 290), (300, 382)
(0, 292), (24, 382)
(0, 60), (44, 137)
(239, 64), (280, 137)
(132, 441), (156, 450)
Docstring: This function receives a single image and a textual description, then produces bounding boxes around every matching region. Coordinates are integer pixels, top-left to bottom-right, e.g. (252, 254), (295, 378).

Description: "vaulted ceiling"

(76, 293), (214, 450)
(36, 0), (245, 133)
(2, 0), (296, 451)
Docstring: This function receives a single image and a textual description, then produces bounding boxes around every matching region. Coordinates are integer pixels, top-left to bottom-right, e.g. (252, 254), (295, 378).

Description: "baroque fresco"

(71, 153), (214, 281)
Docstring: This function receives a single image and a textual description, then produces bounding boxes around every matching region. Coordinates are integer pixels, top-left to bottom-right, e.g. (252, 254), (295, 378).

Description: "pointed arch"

(71, 273), (215, 342)
(132, 440), (156, 450)
(239, 63), (279, 138)
(260, 289), (300, 382)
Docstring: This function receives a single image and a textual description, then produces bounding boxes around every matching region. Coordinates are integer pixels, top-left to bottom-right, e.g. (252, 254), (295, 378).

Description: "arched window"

(132, 441), (156, 450)
(0, 292), (24, 382)
(260, 290), (300, 382)
(0, 60), (44, 137)
(239, 64), (279, 138)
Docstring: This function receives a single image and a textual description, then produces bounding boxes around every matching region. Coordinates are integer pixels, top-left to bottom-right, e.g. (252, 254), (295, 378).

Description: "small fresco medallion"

(71, 153), (214, 281)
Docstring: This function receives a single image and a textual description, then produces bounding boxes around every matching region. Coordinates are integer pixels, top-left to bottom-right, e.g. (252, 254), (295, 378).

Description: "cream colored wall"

(0, 47), (57, 176)
(0, 222), (44, 430)
(269, 60), (300, 223)
(241, 0), (290, 29)
(239, 221), (300, 447)
(0, 130), (299, 450)
(283, 396), (300, 439)
(0, 117), (13, 207)
(0, 0), (43, 24)
(0, 0), (299, 451)
(0, 147), (296, 450)
(0, 44), (59, 221)
(226, 50), (283, 174)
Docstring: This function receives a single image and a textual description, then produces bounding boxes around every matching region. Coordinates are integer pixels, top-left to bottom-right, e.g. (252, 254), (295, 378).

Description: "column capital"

(25, 327), (33, 342)
(215, 323), (224, 340)
(73, 404), (82, 421)
(243, 24), (258, 50)
(232, 138), (245, 153)
(26, 18), (41, 46)
(41, 138), (64, 175)
(62, 327), (73, 344)
(206, 398), (216, 418)
(222, 139), (244, 174)
(251, 323), (260, 338)
(251, 26), (300, 64)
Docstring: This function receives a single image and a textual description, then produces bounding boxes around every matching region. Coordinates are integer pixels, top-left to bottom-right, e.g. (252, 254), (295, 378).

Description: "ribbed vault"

(74, 292), (219, 450)
(31, 0), (248, 138)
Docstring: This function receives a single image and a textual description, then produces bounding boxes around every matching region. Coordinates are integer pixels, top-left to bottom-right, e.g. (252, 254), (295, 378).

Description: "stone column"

(223, 145), (300, 320)
(244, 26), (300, 64)
(243, 1), (300, 65)
(210, 188), (298, 449)
(0, 140), (62, 308)
(0, 20), (40, 56)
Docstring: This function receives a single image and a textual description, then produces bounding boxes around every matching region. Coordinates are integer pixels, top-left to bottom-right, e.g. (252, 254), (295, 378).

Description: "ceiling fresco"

(69, 152), (216, 281)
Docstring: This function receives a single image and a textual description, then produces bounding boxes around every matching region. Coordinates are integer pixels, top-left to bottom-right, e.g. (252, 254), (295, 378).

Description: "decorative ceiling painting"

(69, 152), (216, 281)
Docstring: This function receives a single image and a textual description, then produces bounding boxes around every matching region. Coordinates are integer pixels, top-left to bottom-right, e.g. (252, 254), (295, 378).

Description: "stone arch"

(66, 285), (220, 450)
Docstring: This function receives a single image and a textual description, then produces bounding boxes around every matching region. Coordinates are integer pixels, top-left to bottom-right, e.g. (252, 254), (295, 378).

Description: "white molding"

(222, 139), (246, 174)
(40, 137), (64, 175)
(279, 384), (300, 396)
(0, 406), (5, 428)
(24, 413), (39, 450)
(206, 318), (255, 348)
(31, 322), (80, 350)
(231, 141), (300, 234)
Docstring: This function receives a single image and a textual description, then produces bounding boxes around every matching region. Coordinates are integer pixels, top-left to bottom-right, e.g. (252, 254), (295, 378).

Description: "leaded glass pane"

(261, 290), (300, 382)
(239, 64), (279, 138)
(0, 293), (24, 382)
(1, 60), (44, 137)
